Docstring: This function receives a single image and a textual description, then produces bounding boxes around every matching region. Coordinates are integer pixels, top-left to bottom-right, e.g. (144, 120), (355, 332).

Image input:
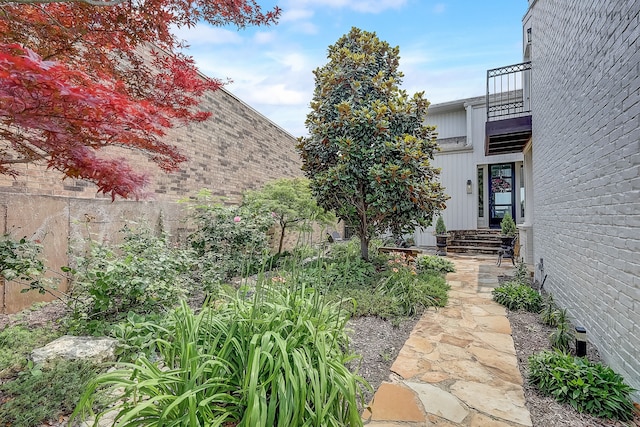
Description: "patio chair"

(326, 230), (343, 243)
(497, 236), (518, 267)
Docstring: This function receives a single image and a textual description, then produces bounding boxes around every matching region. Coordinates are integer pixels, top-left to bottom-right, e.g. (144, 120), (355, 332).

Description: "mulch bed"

(505, 292), (640, 426)
(2, 284), (639, 426)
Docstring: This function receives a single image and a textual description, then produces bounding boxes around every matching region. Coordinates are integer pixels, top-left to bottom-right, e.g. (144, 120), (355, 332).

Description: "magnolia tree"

(0, 1), (279, 199)
(243, 177), (335, 254)
(297, 28), (448, 260)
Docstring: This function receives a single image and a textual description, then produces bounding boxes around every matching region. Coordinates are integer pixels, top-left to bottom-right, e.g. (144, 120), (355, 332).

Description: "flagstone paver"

(363, 255), (532, 427)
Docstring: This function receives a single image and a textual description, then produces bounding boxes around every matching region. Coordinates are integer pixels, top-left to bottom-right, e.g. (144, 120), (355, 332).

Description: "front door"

(489, 163), (515, 228)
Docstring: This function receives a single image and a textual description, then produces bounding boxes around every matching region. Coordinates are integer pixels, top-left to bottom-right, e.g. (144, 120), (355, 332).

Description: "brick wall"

(0, 81), (305, 313)
(531, 0), (640, 397)
(0, 86), (302, 202)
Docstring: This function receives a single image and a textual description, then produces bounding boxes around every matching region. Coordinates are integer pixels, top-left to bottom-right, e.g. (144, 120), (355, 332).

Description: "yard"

(0, 211), (452, 426)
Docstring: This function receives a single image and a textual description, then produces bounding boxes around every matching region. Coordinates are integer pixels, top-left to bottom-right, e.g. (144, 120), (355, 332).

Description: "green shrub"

(186, 192), (273, 284)
(67, 226), (193, 328)
(324, 257), (377, 289)
(0, 325), (61, 377)
(0, 360), (98, 427)
(528, 350), (635, 420)
(513, 258), (529, 284)
(110, 311), (171, 362)
(491, 281), (542, 312)
(74, 285), (368, 426)
(500, 212), (517, 237)
(373, 267), (449, 317)
(0, 234), (49, 294)
(540, 293), (559, 326)
(416, 255), (456, 275)
(435, 216), (446, 235)
(549, 308), (572, 352)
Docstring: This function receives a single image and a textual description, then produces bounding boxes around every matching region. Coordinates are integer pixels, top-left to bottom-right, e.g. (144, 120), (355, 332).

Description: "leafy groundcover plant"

(528, 350), (635, 421)
(491, 281), (542, 312)
(374, 259), (449, 317)
(416, 255), (456, 275)
(0, 359), (98, 427)
(73, 283), (368, 427)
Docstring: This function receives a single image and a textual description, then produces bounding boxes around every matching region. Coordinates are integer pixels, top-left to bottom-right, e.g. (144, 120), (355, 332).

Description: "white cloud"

(253, 31), (276, 44)
(290, 21), (320, 35)
(283, 0), (407, 14)
(278, 7), (319, 34)
(172, 25), (243, 46)
(280, 8), (315, 23)
(351, 0), (407, 13)
(270, 52), (310, 72)
(245, 84), (308, 105)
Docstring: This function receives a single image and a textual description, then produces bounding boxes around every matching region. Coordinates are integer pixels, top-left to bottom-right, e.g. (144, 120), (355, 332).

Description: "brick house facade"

(523, 0), (640, 398)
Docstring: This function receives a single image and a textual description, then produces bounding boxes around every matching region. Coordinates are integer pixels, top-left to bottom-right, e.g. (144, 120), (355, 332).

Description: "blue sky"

(175, 0), (529, 137)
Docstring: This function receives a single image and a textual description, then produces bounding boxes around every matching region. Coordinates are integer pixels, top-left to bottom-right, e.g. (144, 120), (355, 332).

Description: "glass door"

(489, 163), (515, 228)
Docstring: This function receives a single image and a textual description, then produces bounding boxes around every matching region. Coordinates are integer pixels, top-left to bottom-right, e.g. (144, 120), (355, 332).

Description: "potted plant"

(500, 212), (517, 239)
(435, 216), (448, 256)
(498, 212), (518, 264)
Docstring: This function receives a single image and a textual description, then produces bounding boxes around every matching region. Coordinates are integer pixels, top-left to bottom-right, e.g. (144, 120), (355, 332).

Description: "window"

(477, 166), (484, 218)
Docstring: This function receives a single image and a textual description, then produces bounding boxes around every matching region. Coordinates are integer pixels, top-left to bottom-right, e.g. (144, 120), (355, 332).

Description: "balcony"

(485, 62), (532, 156)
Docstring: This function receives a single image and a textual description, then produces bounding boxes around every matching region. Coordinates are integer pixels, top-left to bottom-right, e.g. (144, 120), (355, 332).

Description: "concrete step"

(448, 245), (501, 255)
(450, 239), (502, 247)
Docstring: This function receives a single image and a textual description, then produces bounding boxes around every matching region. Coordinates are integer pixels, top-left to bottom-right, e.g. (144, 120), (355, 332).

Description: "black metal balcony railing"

(484, 61), (533, 156)
(486, 62), (532, 121)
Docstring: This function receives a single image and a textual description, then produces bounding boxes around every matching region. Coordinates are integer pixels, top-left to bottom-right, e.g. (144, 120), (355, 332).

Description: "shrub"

(416, 255), (456, 275)
(67, 226), (193, 328)
(500, 212), (517, 237)
(513, 258), (529, 283)
(0, 360), (98, 427)
(528, 350), (635, 420)
(186, 191), (273, 285)
(110, 311), (171, 362)
(492, 281), (542, 312)
(373, 267), (449, 317)
(435, 216), (447, 235)
(74, 285), (368, 426)
(540, 293), (559, 327)
(0, 234), (49, 294)
(549, 308), (572, 352)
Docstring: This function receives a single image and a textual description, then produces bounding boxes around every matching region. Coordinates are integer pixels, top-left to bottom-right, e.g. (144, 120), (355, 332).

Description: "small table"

(378, 247), (421, 264)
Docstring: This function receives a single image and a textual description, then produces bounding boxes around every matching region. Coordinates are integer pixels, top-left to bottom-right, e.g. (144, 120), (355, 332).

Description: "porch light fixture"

(575, 326), (587, 357)
(466, 179), (473, 194)
(527, 28), (532, 43)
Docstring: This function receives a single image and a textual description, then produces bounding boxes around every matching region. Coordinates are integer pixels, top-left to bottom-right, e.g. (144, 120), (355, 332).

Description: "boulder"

(31, 335), (118, 365)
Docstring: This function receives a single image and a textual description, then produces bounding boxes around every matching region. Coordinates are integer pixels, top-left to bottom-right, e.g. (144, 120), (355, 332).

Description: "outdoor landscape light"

(466, 179), (473, 194)
(575, 326), (587, 357)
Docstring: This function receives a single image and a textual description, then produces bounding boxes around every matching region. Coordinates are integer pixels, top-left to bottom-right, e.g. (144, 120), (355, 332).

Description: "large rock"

(31, 335), (118, 365)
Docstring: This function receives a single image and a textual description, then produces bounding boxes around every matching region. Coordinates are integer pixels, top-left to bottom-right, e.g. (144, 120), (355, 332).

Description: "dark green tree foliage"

(297, 27), (447, 260)
(243, 178), (335, 254)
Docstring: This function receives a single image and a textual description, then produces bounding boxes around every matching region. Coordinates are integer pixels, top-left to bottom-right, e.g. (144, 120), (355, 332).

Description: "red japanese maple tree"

(0, 0), (279, 199)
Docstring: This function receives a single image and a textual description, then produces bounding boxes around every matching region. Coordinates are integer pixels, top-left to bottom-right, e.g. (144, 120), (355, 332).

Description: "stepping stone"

(363, 382), (425, 422)
(406, 382), (469, 423)
(450, 381), (532, 426)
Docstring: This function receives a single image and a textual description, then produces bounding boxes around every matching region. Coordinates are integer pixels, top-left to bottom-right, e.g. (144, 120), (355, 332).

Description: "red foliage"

(0, 0), (280, 199)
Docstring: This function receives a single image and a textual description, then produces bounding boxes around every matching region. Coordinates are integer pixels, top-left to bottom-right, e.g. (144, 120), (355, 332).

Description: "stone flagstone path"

(362, 256), (533, 426)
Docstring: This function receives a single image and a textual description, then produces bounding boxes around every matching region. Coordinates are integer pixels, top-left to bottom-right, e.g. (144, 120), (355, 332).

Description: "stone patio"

(362, 255), (532, 426)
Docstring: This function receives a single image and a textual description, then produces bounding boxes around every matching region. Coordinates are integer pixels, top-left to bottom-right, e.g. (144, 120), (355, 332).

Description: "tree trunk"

(278, 225), (286, 255)
(360, 234), (369, 261)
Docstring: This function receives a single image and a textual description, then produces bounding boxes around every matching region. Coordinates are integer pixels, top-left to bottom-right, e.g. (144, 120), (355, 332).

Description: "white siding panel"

(427, 110), (466, 139)
(414, 150), (476, 246)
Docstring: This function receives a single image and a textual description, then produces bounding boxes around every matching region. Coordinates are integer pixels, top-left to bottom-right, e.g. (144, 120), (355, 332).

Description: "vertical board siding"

(428, 110), (467, 139)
